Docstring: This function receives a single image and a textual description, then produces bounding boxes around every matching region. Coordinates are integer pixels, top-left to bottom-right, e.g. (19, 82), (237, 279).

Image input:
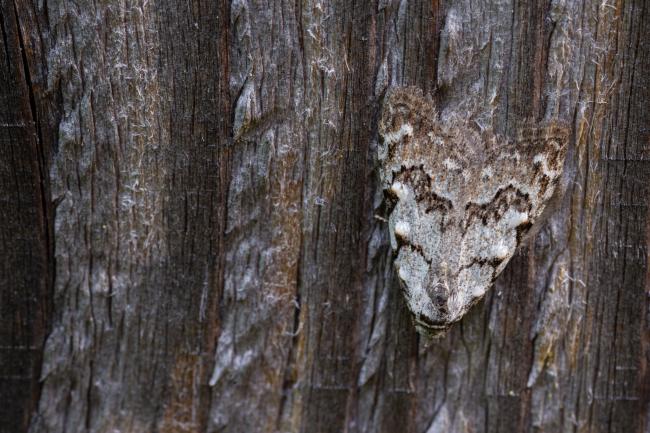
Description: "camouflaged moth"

(379, 87), (569, 336)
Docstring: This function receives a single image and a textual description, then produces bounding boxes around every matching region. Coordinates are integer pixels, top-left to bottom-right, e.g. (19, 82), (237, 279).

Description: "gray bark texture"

(1, 0), (649, 432)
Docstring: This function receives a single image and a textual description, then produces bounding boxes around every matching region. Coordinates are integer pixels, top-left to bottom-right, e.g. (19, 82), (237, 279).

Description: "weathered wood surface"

(1, 0), (648, 432)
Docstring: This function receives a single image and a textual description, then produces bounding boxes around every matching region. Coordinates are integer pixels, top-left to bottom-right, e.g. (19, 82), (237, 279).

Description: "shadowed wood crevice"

(0, 2), (56, 433)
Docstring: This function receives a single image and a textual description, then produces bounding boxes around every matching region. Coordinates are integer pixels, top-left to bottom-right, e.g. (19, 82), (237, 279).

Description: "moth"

(378, 87), (569, 336)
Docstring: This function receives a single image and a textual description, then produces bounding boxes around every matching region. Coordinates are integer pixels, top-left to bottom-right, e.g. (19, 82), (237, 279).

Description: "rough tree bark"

(1, 0), (648, 432)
